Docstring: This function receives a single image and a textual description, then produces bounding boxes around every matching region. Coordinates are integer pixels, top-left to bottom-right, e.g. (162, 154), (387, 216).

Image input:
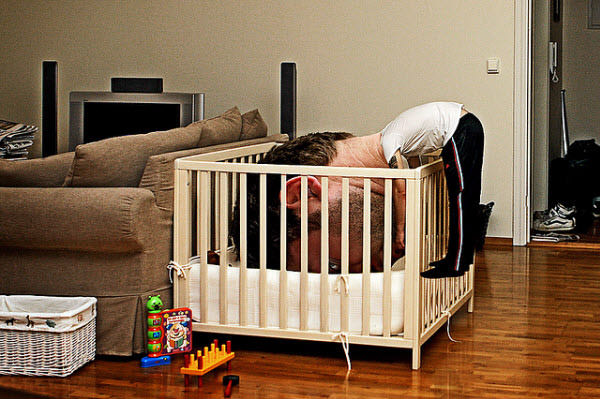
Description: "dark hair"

(231, 132), (353, 268)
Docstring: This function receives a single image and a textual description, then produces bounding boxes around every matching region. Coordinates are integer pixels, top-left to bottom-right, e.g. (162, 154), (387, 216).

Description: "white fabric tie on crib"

(167, 260), (193, 284)
(333, 278), (351, 371)
(334, 275), (349, 295)
(441, 310), (461, 343)
(332, 332), (352, 371)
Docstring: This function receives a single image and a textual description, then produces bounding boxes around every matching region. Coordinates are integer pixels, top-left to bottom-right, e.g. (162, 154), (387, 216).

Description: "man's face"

(286, 183), (386, 273)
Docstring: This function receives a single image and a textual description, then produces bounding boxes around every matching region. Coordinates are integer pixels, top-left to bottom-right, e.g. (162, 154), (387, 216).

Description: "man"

(234, 102), (484, 279)
(232, 132), (390, 274)
(379, 102), (484, 278)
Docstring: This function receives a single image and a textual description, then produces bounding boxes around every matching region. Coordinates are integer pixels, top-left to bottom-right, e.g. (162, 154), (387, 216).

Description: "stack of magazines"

(0, 119), (38, 160)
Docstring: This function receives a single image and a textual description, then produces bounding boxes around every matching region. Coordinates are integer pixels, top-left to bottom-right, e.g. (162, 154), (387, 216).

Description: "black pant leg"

(440, 113), (484, 272)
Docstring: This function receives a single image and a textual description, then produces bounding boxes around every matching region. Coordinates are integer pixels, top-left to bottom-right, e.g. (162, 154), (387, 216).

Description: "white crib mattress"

(188, 260), (404, 336)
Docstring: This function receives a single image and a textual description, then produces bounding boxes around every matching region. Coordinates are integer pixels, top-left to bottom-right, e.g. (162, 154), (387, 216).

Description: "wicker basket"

(0, 295), (96, 377)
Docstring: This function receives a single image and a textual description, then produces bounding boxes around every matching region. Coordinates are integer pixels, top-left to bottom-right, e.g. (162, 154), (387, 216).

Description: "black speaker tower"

(42, 61), (58, 157)
(281, 62), (297, 140)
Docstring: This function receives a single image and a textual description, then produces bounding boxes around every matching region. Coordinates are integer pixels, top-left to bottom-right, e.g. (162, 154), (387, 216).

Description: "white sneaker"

(533, 203), (576, 231)
(535, 214), (576, 232)
(554, 203), (576, 218)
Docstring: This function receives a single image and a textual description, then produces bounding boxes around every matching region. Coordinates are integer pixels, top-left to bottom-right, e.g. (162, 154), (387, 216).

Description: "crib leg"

(412, 346), (421, 370)
(468, 263), (475, 313)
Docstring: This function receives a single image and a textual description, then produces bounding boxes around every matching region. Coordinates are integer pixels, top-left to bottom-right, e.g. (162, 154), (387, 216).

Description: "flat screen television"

(69, 92), (204, 151)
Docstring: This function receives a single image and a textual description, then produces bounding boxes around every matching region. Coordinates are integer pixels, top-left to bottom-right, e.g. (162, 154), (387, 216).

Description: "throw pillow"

(196, 106), (242, 147)
(240, 109), (268, 140)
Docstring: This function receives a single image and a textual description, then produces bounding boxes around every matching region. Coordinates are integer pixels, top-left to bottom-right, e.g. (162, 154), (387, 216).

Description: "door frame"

(513, 0), (532, 246)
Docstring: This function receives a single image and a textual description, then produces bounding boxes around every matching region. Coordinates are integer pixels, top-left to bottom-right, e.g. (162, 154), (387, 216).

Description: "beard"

(307, 186), (386, 264)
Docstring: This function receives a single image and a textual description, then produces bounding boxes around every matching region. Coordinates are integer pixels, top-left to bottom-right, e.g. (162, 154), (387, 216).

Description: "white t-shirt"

(379, 102), (463, 162)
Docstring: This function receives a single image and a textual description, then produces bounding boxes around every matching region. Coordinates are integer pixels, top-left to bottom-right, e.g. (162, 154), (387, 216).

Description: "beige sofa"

(0, 106), (288, 356)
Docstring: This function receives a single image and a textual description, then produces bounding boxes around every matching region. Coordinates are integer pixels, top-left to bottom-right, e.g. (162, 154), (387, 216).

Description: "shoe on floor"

(533, 203), (576, 231)
(533, 203), (576, 222)
(535, 214), (576, 232)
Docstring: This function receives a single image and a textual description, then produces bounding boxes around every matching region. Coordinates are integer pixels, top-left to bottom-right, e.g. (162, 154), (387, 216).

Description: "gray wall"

(0, 0), (517, 237)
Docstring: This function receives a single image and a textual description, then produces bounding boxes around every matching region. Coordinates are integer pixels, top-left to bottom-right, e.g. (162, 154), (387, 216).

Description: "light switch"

(487, 58), (500, 74)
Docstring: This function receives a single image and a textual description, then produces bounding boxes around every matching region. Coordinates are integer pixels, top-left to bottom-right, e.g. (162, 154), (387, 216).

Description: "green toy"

(147, 295), (164, 313)
(146, 295), (164, 356)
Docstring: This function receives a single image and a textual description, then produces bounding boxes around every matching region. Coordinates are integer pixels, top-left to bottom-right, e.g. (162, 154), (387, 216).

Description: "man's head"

(231, 132), (387, 272)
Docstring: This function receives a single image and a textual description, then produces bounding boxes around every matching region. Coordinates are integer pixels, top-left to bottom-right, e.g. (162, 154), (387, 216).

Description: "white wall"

(564, 0), (600, 143)
(0, 0), (515, 237)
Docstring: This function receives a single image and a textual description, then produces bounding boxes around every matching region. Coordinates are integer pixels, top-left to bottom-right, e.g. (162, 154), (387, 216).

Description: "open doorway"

(531, 0), (600, 245)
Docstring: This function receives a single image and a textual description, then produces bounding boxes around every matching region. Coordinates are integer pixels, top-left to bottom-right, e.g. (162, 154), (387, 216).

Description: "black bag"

(549, 140), (600, 230)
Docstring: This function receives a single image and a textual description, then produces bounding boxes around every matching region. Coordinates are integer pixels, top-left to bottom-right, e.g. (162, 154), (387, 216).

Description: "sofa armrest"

(0, 187), (167, 253)
(0, 152), (75, 187)
(140, 134), (289, 213)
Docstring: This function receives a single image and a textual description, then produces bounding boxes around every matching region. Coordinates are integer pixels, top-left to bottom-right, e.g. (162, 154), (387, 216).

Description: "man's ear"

(281, 176), (321, 210)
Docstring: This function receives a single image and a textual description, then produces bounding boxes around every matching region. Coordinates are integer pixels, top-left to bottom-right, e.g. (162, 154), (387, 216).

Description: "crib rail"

(173, 141), (474, 370)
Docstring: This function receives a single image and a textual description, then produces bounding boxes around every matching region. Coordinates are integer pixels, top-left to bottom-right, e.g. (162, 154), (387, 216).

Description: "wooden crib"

(172, 141), (474, 370)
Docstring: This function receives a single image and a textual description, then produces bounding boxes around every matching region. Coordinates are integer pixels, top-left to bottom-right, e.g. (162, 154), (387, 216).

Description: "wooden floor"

(1, 244), (600, 398)
(575, 217), (600, 244)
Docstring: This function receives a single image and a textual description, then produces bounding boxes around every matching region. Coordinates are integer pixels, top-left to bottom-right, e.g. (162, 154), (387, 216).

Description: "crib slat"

(444, 175), (449, 256)
(320, 177), (329, 332)
(422, 176), (429, 326)
(232, 159), (238, 222)
(300, 176), (309, 331)
(436, 172), (443, 259)
(259, 174), (267, 328)
(403, 177), (419, 340)
(195, 173), (201, 258)
(173, 169), (192, 309)
(443, 278), (450, 309)
(239, 173), (248, 326)
(383, 179), (392, 337)
(468, 260), (475, 312)
(205, 173), (212, 251)
(340, 178), (349, 334)
(219, 172), (229, 325)
(199, 171), (210, 323)
(421, 178), (430, 329)
(362, 178), (371, 336)
(280, 174), (288, 330)
(428, 175), (434, 264)
(213, 172), (220, 250)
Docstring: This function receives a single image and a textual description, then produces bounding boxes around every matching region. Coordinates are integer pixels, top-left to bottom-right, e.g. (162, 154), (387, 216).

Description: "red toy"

(180, 339), (235, 387)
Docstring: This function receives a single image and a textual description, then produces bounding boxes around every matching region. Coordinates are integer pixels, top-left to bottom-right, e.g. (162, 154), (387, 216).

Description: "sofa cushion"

(63, 107), (242, 187)
(0, 152), (75, 187)
(195, 106), (242, 147)
(240, 109), (268, 140)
